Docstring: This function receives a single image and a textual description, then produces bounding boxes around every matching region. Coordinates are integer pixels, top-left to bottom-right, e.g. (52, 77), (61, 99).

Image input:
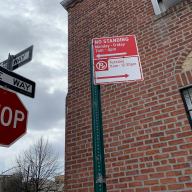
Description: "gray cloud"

(0, 0), (67, 173)
(0, 17), (35, 58)
(21, 88), (66, 131)
(0, 0), (68, 60)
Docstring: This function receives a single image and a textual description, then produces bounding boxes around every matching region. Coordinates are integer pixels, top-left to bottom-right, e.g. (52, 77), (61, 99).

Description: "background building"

(62, 0), (192, 191)
(0, 171), (64, 192)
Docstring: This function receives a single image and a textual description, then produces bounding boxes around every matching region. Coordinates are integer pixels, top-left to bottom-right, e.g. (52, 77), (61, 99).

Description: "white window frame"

(181, 87), (192, 128)
(151, 0), (162, 15)
(151, 0), (182, 15)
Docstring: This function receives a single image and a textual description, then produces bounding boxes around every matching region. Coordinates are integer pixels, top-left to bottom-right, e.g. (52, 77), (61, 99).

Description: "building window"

(181, 87), (192, 126)
(151, 0), (182, 15)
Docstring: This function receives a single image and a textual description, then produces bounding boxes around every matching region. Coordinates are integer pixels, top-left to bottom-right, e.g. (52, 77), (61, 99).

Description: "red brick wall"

(65, 0), (192, 191)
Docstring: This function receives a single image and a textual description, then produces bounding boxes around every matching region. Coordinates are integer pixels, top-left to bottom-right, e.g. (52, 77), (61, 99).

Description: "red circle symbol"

(95, 61), (108, 71)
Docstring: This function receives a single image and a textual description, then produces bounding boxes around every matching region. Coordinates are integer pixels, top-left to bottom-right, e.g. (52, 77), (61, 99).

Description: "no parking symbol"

(94, 60), (108, 71)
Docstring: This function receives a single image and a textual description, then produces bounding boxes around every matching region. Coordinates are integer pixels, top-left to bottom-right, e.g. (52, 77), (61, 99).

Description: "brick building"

(61, 0), (192, 191)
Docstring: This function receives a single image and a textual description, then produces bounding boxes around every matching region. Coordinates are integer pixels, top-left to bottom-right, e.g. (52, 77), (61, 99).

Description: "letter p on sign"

(94, 60), (109, 71)
(14, 110), (25, 128)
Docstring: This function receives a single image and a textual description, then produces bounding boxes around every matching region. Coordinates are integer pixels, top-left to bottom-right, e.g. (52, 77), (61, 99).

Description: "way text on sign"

(0, 66), (35, 98)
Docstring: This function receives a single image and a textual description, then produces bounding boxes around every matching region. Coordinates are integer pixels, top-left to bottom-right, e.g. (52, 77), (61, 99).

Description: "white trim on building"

(151, 0), (182, 15)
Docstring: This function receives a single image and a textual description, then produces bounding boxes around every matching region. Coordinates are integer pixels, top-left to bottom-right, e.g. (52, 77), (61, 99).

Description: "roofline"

(60, 0), (83, 10)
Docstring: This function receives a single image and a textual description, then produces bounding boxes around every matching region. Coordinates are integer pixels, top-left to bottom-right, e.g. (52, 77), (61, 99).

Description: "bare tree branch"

(9, 137), (61, 192)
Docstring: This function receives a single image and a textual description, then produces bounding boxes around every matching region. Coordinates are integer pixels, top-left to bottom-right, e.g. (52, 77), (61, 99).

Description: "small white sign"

(0, 66), (35, 98)
(95, 56), (143, 84)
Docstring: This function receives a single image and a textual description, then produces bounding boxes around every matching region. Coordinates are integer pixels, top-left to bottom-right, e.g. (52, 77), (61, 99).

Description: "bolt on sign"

(92, 35), (144, 84)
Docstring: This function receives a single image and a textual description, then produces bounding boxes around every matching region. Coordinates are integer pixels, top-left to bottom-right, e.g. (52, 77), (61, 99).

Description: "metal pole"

(90, 45), (107, 192)
(7, 53), (13, 71)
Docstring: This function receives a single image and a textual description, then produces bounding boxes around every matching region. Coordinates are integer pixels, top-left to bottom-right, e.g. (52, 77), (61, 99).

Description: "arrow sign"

(96, 74), (129, 79)
(96, 52), (128, 58)
(0, 45), (33, 71)
(0, 66), (35, 98)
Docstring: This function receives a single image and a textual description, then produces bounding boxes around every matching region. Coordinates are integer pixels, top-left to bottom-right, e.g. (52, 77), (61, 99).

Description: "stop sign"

(0, 88), (28, 147)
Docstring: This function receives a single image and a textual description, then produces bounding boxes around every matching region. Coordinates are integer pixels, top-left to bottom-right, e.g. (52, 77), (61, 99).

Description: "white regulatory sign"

(92, 35), (144, 84)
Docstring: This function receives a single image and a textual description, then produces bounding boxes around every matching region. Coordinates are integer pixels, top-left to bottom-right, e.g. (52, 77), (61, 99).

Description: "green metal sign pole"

(90, 46), (107, 192)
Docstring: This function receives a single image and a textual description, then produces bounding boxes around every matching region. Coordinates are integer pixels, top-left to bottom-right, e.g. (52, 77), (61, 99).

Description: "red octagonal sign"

(0, 88), (28, 147)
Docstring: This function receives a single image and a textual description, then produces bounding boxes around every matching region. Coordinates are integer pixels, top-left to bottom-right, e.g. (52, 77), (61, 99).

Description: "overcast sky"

(0, 0), (68, 173)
